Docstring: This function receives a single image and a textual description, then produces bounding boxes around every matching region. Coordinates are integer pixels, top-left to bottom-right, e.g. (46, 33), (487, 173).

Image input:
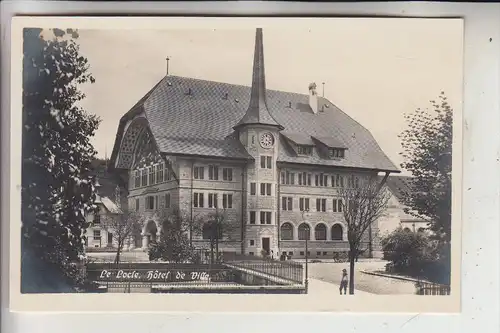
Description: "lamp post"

(301, 209), (310, 293)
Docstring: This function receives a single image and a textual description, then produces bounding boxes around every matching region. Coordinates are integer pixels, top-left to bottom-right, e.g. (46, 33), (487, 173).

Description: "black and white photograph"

(9, 16), (463, 312)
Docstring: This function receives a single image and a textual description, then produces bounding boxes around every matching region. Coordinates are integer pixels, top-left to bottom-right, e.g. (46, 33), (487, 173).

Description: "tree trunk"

(349, 246), (356, 295)
(115, 241), (122, 264)
(210, 238), (214, 265)
(215, 237), (219, 263)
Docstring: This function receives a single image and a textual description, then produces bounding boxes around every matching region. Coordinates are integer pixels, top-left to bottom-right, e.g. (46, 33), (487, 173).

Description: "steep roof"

(95, 194), (122, 214)
(282, 132), (315, 146)
(381, 175), (413, 201)
(112, 75), (399, 172)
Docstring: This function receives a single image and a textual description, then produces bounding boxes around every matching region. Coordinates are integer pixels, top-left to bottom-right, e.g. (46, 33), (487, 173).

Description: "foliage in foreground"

(381, 227), (450, 284)
(21, 28), (99, 291)
(398, 92), (453, 285)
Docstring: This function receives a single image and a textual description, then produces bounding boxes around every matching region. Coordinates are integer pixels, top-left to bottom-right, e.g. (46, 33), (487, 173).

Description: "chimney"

(308, 82), (318, 114)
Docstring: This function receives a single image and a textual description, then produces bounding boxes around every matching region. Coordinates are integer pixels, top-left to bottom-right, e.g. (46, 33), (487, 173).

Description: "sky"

(75, 18), (463, 174)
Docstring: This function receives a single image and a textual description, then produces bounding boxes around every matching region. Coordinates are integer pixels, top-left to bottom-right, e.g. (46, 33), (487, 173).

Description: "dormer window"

(329, 148), (345, 159)
(297, 145), (313, 156)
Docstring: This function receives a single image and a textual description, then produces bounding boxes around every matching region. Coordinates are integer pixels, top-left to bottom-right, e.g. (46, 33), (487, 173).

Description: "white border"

(1, 1), (499, 332)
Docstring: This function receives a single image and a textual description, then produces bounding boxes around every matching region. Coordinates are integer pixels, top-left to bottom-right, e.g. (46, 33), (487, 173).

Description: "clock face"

(260, 132), (275, 149)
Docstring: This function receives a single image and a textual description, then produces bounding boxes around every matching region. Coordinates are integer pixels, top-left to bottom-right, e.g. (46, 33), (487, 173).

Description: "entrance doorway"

(107, 232), (113, 246)
(262, 237), (270, 256)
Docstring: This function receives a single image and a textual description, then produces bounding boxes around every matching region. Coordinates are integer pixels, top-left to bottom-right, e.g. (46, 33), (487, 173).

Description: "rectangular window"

(165, 168), (172, 181)
(146, 196), (155, 210)
(209, 165), (219, 180)
(260, 211), (272, 224)
(94, 212), (101, 224)
(298, 145), (312, 155)
(249, 211), (256, 224)
(193, 193), (205, 208)
(223, 194), (233, 209)
(193, 166), (204, 180)
(141, 169), (148, 187)
(222, 168), (233, 181)
(250, 183), (256, 195)
(323, 175), (328, 187)
(165, 193), (171, 208)
(298, 172), (310, 186)
(93, 230), (101, 241)
(156, 163), (164, 183)
(315, 175), (319, 186)
(332, 199), (343, 213)
(155, 195), (159, 210)
(329, 148), (345, 158)
(332, 174), (344, 187)
(316, 198), (326, 212)
(208, 193), (218, 208)
(260, 183), (272, 196)
(260, 156), (272, 169)
(299, 198), (310, 212)
(135, 198), (140, 211)
(281, 171), (295, 185)
(347, 175), (360, 188)
(134, 170), (141, 188)
(282, 197), (293, 211)
(249, 240), (255, 246)
(148, 166), (155, 185)
(316, 173), (327, 186)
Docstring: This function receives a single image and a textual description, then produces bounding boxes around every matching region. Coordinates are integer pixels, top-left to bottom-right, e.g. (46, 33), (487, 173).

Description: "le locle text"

(98, 269), (209, 281)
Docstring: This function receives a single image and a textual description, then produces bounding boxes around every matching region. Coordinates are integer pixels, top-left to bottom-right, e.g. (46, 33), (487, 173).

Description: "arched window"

(417, 227), (425, 233)
(331, 224), (343, 240)
(314, 223), (327, 240)
(298, 223), (310, 240)
(280, 223), (294, 240)
(403, 227), (411, 232)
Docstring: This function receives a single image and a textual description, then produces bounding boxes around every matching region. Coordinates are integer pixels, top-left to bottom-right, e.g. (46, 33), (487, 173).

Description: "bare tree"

(338, 175), (391, 294)
(101, 210), (143, 264)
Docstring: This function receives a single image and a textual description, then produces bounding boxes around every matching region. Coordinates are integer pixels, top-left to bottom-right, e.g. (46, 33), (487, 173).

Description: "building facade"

(109, 28), (400, 258)
(85, 185), (123, 250)
(377, 175), (430, 237)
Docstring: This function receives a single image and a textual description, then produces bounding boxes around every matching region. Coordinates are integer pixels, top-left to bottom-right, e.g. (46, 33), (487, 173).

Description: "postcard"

(8, 16), (463, 312)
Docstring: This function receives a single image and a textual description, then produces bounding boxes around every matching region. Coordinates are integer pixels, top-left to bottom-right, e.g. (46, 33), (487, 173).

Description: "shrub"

(148, 233), (199, 263)
(381, 227), (439, 279)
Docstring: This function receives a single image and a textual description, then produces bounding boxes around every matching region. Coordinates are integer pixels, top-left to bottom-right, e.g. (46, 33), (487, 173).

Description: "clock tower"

(233, 28), (283, 256)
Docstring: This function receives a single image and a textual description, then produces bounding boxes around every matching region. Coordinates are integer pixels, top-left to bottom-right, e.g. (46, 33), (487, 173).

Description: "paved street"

(306, 259), (417, 295)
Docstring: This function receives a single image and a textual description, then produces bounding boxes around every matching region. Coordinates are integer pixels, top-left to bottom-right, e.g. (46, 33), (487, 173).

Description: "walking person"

(340, 268), (348, 295)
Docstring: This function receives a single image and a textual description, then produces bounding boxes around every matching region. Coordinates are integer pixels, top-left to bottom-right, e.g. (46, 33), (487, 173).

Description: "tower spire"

(233, 28), (283, 131)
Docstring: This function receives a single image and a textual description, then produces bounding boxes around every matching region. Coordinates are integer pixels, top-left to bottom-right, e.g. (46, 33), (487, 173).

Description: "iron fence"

(415, 282), (450, 295)
(222, 252), (304, 284)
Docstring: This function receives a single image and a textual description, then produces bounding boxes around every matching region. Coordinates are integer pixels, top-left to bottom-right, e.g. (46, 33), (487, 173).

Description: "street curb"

(360, 270), (421, 284)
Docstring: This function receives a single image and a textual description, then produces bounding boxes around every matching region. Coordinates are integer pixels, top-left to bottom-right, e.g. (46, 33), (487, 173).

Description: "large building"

(109, 28), (400, 259)
(377, 175), (430, 237)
